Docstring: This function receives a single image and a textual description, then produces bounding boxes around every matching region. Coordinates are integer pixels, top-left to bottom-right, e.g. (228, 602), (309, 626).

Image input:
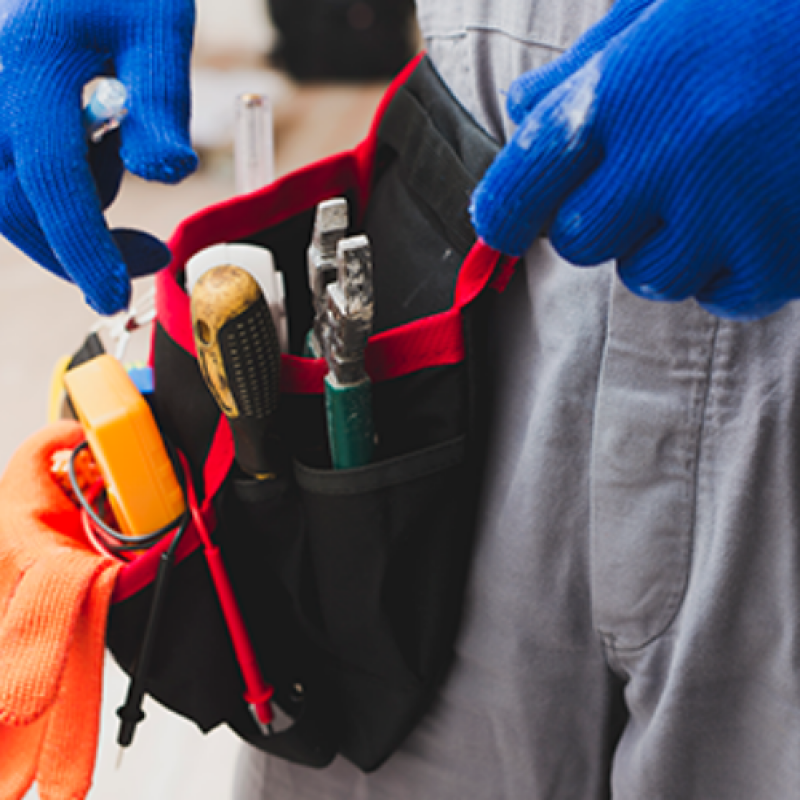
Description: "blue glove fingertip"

(83, 267), (132, 316)
(475, 68), (605, 258)
(470, 182), (535, 257)
(68, 230), (168, 315)
(122, 140), (198, 184)
(507, 62), (578, 126)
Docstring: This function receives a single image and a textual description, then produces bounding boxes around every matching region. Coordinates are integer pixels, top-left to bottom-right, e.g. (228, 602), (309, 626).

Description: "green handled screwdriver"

(323, 234), (375, 469)
(191, 265), (284, 479)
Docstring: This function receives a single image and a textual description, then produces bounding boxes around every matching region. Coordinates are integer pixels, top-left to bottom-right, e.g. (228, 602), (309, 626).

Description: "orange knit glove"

(0, 421), (122, 800)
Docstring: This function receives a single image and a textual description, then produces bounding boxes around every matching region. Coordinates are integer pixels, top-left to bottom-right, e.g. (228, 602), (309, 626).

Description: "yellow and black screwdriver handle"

(190, 265), (284, 481)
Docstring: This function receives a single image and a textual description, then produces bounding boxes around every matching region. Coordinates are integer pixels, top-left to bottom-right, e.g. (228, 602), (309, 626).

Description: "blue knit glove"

(0, 0), (198, 315)
(471, 0), (800, 319)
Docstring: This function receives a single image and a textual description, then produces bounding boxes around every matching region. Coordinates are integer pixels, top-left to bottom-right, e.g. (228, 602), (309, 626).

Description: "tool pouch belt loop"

(106, 53), (516, 772)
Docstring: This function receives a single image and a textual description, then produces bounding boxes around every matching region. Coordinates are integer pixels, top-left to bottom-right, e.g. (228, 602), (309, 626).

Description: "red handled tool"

(180, 451), (274, 732)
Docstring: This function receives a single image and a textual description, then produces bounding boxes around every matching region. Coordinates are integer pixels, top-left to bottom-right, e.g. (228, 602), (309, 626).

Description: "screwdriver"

(190, 267), (278, 736)
(306, 197), (348, 358)
(324, 234), (375, 469)
(191, 265), (284, 479)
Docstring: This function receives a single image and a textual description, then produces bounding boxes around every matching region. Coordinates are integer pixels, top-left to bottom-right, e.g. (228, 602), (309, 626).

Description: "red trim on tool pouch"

(278, 308), (467, 394)
(276, 239), (513, 394)
(160, 233), (511, 398)
(154, 50), (509, 391)
(159, 153), (361, 357)
(157, 52), (426, 361)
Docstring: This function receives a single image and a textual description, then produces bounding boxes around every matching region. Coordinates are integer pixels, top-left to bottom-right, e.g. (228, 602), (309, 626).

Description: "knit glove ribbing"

(0, 0), (197, 315)
(0, 422), (122, 800)
(471, 0), (800, 319)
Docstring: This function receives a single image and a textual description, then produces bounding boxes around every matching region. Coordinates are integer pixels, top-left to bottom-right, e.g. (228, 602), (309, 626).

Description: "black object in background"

(266, 0), (418, 82)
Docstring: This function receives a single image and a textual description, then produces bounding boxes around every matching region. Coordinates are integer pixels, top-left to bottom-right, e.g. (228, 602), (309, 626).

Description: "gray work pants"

(236, 2), (800, 797)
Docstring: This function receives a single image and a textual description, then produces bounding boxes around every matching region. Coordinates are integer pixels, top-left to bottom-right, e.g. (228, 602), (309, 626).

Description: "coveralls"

(235, 1), (800, 797)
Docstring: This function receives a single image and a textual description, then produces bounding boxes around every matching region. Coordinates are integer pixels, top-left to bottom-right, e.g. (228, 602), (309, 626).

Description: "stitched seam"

(589, 273), (615, 661)
(294, 436), (467, 496)
(425, 25), (567, 53)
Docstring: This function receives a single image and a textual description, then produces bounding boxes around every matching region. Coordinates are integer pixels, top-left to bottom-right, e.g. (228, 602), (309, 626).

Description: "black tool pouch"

(106, 53), (515, 772)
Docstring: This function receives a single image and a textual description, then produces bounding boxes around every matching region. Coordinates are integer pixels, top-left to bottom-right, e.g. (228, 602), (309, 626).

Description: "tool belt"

(106, 53), (515, 772)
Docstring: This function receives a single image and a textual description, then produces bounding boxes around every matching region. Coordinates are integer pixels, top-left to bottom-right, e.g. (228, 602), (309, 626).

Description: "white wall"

(194, 0), (275, 63)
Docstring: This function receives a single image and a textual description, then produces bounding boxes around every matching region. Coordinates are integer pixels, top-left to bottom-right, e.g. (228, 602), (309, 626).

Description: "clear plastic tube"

(234, 93), (275, 195)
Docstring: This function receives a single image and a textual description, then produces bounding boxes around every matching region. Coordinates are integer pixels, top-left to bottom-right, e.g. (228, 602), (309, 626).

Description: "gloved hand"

(0, 421), (122, 800)
(0, 0), (198, 315)
(471, 0), (800, 319)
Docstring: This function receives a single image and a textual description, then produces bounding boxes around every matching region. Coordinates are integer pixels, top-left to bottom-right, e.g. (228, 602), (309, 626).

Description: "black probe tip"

(116, 701), (146, 747)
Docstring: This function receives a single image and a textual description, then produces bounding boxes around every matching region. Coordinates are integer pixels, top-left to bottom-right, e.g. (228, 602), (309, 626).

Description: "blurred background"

(7, 0), (419, 796)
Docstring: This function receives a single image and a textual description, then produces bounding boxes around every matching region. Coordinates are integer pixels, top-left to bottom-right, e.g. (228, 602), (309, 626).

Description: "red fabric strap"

(159, 237), (512, 392)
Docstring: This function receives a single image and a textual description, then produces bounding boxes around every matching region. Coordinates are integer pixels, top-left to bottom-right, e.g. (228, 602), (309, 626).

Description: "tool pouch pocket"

(106, 54), (515, 772)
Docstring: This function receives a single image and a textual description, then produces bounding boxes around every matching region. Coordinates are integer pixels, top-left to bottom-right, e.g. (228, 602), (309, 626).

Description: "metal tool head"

(324, 235), (374, 384)
(336, 234), (374, 319)
(308, 197), (349, 357)
(311, 197), (349, 259)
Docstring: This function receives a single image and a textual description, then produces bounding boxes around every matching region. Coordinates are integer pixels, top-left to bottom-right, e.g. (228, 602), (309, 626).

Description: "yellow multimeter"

(62, 354), (185, 537)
